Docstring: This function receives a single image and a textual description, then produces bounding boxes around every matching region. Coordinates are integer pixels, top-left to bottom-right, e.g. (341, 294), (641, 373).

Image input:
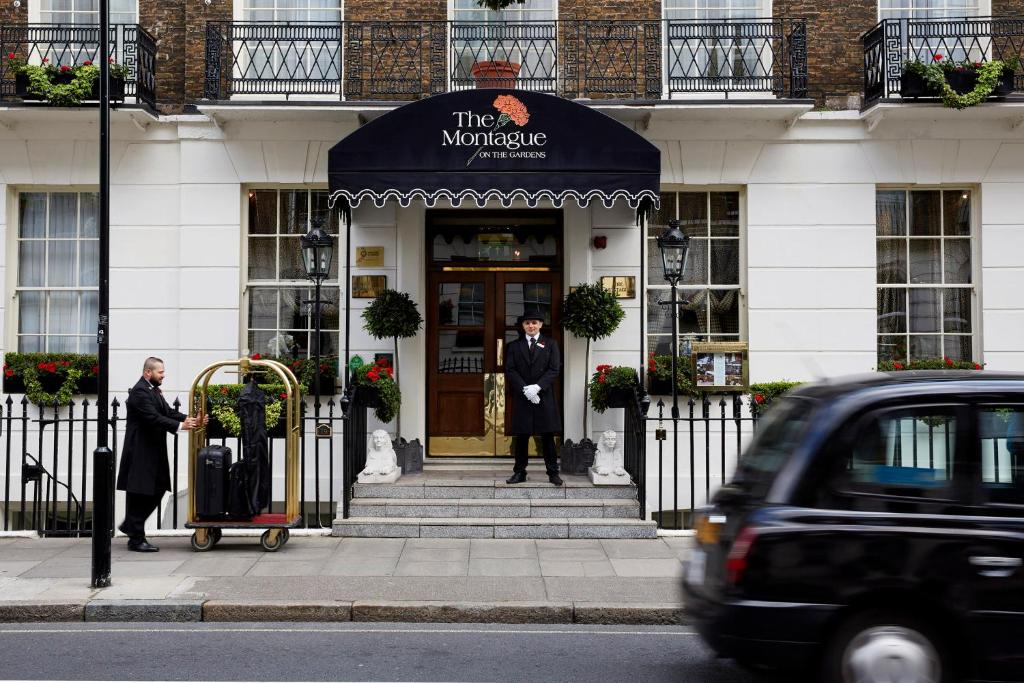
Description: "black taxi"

(683, 372), (1024, 682)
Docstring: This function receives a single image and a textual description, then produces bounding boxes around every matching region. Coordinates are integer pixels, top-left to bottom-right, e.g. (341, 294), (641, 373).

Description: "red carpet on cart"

(251, 513), (289, 525)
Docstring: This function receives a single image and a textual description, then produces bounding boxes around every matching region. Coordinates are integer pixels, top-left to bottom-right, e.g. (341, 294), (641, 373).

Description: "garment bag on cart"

(228, 379), (271, 519)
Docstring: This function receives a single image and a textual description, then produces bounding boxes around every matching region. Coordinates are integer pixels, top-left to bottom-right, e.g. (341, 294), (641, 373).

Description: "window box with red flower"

(589, 365), (641, 412)
(203, 383), (294, 439)
(878, 358), (983, 372)
(901, 54), (1020, 109)
(348, 358), (401, 424)
(6, 53), (126, 106)
(249, 354), (338, 396)
(646, 353), (697, 396)
(2, 353), (100, 405)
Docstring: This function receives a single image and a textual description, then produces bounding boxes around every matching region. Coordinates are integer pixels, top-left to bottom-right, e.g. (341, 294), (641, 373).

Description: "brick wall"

(993, 0), (1024, 16)
(774, 0), (876, 109)
(140, 0), (185, 114)
(344, 0), (444, 21)
(0, 1), (27, 28)
(184, 0), (232, 103)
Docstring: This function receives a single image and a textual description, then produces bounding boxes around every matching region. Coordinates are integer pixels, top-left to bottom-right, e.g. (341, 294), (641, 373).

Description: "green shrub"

(589, 365), (640, 413)
(349, 358), (401, 424)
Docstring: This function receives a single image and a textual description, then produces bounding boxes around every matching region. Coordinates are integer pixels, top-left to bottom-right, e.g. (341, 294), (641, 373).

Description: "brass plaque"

(352, 275), (386, 298)
(600, 276), (636, 299)
(315, 423), (332, 438)
(356, 246), (385, 267)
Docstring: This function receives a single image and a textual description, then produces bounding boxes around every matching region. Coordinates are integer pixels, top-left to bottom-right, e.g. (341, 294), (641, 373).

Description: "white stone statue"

(358, 429), (402, 484)
(589, 429), (631, 485)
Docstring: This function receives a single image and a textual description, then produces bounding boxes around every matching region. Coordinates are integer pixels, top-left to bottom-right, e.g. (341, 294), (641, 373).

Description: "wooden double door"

(427, 271), (562, 456)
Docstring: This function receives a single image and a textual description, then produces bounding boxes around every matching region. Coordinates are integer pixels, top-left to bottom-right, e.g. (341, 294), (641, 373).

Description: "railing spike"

(4, 395), (12, 407)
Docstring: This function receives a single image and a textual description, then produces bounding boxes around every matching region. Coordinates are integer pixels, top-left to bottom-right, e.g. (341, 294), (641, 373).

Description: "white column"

(396, 205), (426, 443)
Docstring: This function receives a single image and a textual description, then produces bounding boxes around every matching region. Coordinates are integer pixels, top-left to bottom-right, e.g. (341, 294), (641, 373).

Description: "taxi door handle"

(970, 555), (1022, 578)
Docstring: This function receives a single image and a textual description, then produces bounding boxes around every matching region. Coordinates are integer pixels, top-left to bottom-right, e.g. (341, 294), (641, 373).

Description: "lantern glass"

(657, 220), (689, 283)
(301, 226), (334, 281)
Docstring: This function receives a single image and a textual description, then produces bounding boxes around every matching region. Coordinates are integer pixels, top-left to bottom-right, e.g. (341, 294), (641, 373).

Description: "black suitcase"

(195, 445), (232, 518)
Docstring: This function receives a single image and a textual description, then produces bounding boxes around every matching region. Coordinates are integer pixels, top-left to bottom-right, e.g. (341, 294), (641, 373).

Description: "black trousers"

(513, 433), (558, 476)
(120, 492), (163, 541)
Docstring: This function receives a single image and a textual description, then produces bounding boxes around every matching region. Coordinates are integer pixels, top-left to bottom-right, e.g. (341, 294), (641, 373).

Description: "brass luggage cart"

(185, 357), (302, 552)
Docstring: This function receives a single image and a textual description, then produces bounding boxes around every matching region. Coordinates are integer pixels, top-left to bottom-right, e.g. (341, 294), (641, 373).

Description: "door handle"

(970, 555), (1022, 578)
(496, 338), (504, 368)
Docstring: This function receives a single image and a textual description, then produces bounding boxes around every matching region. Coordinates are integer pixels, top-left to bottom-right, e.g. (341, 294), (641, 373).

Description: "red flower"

(933, 53), (943, 61)
(974, 363), (982, 370)
(597, 374), (607, 384)
(108, 57), (115, 63)
(376, 357), (388, 367)
(60, 65), (70, 72)
(974, 62), (982, 68)
(6, 53), (14, 60)
(279, 392), (287, 399)
(754, 393), (765, 404)
(83, 60), (92, 66)
(42, 57), (49, 64)
(945, 357), (954, 367)
(37, 362), (46, 370)
(893, 362), (903, 370)
(91, 365), (99, 375)
(251, 353), (261, 360)
(4, 369), (13, 378)
(385, 367), (393, 378)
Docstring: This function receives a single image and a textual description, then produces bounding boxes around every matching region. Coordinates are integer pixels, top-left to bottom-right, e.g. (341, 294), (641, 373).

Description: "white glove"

(526, 384), (541, 396)
(528, 392), (541, 405)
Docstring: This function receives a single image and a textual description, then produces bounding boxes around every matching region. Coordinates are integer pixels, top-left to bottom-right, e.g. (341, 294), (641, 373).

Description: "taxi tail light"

(725, 526), (758, 585)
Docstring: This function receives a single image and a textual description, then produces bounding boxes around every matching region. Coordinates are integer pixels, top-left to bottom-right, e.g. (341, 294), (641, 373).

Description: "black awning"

(328, 89), (660, 225)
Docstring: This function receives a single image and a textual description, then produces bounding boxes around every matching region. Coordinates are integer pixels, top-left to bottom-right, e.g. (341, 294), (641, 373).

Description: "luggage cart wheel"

(280, 529), (290, 546)
(260, 529), (285, 552)
(210, 528), (223, 545)
(190, 530), (215, 552)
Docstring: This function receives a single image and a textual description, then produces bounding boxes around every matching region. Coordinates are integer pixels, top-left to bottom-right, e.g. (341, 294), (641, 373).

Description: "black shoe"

(127, 539), (159, 553)
(548, 474), (563, 486)
(506, 472), (527, 484)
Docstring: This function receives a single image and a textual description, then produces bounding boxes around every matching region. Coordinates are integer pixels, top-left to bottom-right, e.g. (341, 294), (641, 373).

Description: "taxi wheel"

(823, 609), (949, 683)
(190, 531), (215, 552)
(260, 529), (285, 552)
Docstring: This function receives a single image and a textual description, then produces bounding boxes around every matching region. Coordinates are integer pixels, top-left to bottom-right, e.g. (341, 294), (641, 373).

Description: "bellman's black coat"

(505, 334), (561, 435)
(116, 378), (186, 495)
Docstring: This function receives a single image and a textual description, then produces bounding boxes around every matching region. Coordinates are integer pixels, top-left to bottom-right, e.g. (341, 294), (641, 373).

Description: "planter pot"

(394, 438), (423, 475)
(2, 374), (26, 394)
(647, 373), (673, 396)
(354, 385), (384, 409)
(14, 72), (35, 99)
(77, 375), (99, 394)
(560, 438), (596, 475)
(605, 386), (638, 409)
(205, 416), (233, 440)
(900, 71), (934, 98)
(994, 67), (1016, 97)
(471, 60), (521, 89)
(946, 69), (978, 95)
(89, 75), (125, 102)
(308, 372), (337, 396)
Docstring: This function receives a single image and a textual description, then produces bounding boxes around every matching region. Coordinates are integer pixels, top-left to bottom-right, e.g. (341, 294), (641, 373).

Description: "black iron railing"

(863, 16), (1024, 102)
(0, 23), (157, 108)
(0, 394), (346, 536)
(203, 18), (808, 101)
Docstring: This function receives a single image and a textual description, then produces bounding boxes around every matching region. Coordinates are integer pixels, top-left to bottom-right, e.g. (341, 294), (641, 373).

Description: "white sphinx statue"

(357, 429), (402, 484)
(589, 429), (631, 485)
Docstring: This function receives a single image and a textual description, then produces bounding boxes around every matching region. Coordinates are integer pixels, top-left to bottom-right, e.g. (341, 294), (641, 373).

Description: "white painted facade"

(2, 102), (1024, 521)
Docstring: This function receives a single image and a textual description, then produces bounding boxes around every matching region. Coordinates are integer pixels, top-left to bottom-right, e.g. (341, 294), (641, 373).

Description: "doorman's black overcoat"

(505, 334), (561, 435)
(116, 378), (186, 495)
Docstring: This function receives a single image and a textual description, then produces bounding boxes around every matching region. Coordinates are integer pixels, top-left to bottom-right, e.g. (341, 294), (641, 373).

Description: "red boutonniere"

(536, 342), (545, 349)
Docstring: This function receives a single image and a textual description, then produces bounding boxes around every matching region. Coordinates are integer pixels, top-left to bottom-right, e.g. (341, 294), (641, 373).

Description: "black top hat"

(516, 308), (546, 325)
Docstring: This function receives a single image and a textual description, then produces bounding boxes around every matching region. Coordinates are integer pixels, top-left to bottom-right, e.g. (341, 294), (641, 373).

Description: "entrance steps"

(333, 472), (656, 539)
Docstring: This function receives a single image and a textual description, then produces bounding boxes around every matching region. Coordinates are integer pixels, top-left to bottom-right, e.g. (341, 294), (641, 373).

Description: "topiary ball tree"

(361, 289), (423, 435)
(562, 282), (625, 439)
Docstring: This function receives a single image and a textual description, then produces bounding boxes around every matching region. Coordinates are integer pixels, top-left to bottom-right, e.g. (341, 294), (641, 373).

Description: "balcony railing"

(204, 18), (808, 101)
(0, 23), (157, 108)
(863, 16), (1024, 102)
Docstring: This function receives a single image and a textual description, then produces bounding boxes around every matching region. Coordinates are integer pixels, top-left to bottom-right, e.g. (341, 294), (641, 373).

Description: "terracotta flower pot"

(470, 60), (521, 89)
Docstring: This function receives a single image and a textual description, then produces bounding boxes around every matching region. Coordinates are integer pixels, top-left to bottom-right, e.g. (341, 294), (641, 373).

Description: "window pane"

(908, 239), (941, 283)
(878, 288), (906, 333)
(80, 193), (98, 238)
(249, 191), (277, 235)
(708, 288), (739, 337)
(909, 288), (941, 333)
(680, 237), (708, 285)
(47, 240), (77, 287)
(944, 238), (970, 284)
(279, 190), (306, 235)
(80, 291), (97, 334)
(49, 194), (77, 237)
(878, 335), (907, 363)
(979, 406), (1024, 504)
(678, 193), (708, 237)
(278, 236), (306, 280)
(248, 237), (276, 280)
(943, 335), (971, 361)
(18, 336), (43, 353)
(876, 190), (906, 236)
(504, 282), (552, 327)
(48, 291), (77, 335)
(654, 192), (676, 227)
(877, 239), (907, 284)
(910, 191), (941, 236)
(709, 192), (739, 237)
(47, 336), (77, 353)
(647, 238), (665, 284)
(249, 330), (281, 358)
(249, 288), (278, 329)
(910, 334), (941, 360)
(709, 240), (739, 285)
(646, 290), (673, 334)
(311, 191), (331, 231)
(943, 288), (971, 333)
(19, 193), (47, 238)
(18, 242), (44, 287)
(19, 291), (44, 335)
(943, 190), (970, 236)
(79, 239), (98, 286)
(438, 330), (484, 374)
(278, 287), (306, 330)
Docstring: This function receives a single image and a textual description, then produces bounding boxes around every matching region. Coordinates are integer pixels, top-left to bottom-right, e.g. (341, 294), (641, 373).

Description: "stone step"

(352, 478), (637, 500)
(331, 517), (658, 539)
(348, 498), (640, 519)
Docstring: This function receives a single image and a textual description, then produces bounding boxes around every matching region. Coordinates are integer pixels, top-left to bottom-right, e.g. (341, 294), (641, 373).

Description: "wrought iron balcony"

(863, 16), (1024, 103)
(203, 18), (808, 102)
(0, 23), (156, 108)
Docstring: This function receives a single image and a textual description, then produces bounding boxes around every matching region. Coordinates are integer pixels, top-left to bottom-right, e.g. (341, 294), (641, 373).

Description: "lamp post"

(656, 219), (690, 419)
(301, 222), (334, 418)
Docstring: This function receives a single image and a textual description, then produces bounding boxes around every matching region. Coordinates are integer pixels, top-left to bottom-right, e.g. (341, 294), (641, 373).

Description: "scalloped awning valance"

(327, 89), (660, 226)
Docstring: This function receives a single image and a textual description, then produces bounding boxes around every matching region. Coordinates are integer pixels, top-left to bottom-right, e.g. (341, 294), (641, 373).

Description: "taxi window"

(733, 396), (815, 496)
(978, 406), (1024, 506)
(834, 406), (958, 499)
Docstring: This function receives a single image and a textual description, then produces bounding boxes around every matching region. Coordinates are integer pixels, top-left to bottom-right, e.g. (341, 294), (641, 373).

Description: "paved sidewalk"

(0, 534), (693, 624)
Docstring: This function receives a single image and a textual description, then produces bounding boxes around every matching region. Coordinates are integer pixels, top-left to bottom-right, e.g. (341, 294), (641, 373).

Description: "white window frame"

(7, 189), (100, 355)
(878, 0), (989, 21)
(644, 187), (747, 363)
(875, 185), (980, 365)
(241, 187), (342, 360)
(30, 0), (139, 25)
